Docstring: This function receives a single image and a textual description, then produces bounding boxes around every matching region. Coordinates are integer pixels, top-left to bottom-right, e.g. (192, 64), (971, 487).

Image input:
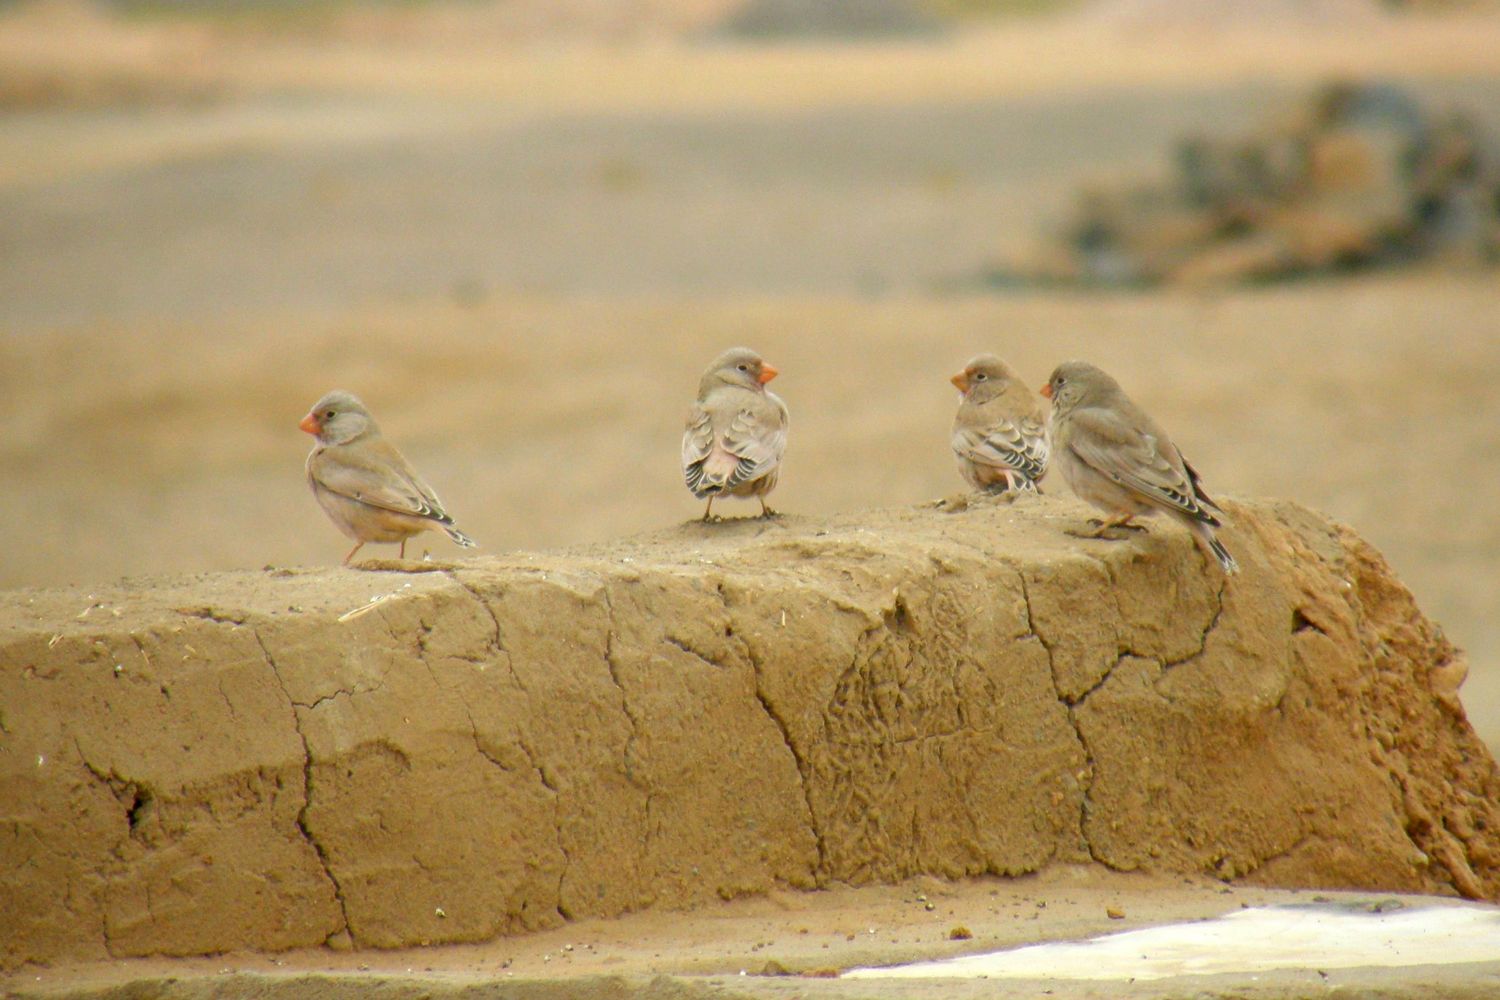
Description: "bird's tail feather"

(445, 527), (477, 549)
(1200, 527), (1236, 575)
(1190, 521), (1237, 575)
(1207, 534), (1237, 575)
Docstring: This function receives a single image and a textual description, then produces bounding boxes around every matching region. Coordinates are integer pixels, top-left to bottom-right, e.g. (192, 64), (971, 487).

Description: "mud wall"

(2, 496), (1496, 968)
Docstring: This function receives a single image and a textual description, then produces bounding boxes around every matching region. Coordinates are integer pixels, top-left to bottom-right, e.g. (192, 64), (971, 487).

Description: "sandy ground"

(10, 868), (1500, 998)
(2, 11), (1500, 993)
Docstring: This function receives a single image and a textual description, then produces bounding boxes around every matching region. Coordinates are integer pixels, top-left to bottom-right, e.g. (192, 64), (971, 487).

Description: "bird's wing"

(1180, 456), (1227, 518)
(681, 403), (716, 492)
(1066, 407), (1219, 525)
(310, 440), (453, 524)
(952, 415), (1049, 483)
(685, 391), (787, 495)
(718, 401), (787, 489)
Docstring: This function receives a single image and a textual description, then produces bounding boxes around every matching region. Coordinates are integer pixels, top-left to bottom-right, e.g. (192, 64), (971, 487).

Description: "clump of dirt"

(1, 495), (1495, 971)
(1001, 80), (1500, 286)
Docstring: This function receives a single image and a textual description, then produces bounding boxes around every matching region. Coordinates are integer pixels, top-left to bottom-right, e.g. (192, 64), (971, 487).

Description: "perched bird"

(1042, 361), (1237, 574)
(950, 354), (1050, 493)
(682, 347), (789, 520)
(299, 390), (476, 565)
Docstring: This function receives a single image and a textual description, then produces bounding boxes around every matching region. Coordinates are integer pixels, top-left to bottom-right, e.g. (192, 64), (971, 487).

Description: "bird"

(299, 390), (476, 565)
(1042, 361), (1237, 574)
(950, 354), (1050, 494)
(682, 347), (789, 521)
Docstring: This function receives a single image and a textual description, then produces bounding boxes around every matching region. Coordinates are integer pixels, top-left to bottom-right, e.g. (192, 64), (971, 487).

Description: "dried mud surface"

(3, 496), (1496, 973)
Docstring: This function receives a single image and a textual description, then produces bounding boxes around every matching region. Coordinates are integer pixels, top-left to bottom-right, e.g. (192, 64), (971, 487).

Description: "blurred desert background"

(1, 0), (1497, 748)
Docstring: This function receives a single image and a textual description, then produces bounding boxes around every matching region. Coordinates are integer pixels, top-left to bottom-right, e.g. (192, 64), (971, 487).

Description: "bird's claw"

(1068, 523), (1144, 542)
(1083, 518), (1146, 534)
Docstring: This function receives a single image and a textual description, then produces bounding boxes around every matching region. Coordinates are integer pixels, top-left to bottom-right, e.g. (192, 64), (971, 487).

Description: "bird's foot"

(1068, 521), (1145, 542)
(1084, 517), (1146, 534)
(758, 507), (782, 520)
(931, 493), (971, 512)
(355, 557), (457, 573)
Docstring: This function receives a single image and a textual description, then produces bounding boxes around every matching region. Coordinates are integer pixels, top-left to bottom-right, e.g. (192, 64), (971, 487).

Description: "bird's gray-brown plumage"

(300, 390), (475, 564)
(681, 347), (788, 520)
(1043, 361), (1237, 574)
(950, 354), (1050, 493)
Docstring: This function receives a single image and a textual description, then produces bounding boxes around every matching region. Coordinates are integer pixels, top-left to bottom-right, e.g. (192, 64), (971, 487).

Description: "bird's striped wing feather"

(953, 416), (1049, 484)
(1066, 408), (1219, 525)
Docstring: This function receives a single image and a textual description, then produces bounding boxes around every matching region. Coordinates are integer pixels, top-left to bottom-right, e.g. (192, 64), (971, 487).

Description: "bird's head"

(703, 347), (778, 394)
(1041, 360), (1114, 412)
(950, 354), (1021, 401)
(300, 390), (376, 445)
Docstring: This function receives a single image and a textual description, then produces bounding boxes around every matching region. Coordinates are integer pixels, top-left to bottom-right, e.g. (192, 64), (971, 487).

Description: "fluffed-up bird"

(950, 353), (1050, 493)
(300, 390), (476, 564)
(682, 347), (789, 520)
(1042, 361), (1237, 574)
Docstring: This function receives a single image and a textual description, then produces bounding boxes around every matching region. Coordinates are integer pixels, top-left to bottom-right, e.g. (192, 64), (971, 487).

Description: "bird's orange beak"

(758, 362), (779, 384)
(950, 370), (970, 392)
(1039, 382), (1053, 400)
(299, 412), (320, 435)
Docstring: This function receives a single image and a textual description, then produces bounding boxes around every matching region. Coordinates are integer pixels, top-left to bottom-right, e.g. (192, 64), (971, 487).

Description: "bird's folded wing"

(1180, 457), (1227, 517)
(719, 406), (787, 488)
(681, 405), (716, 490)
(952, 417), (1049, 481)
(311, 444), (452, 524)
(1066, 408), (1216, 524)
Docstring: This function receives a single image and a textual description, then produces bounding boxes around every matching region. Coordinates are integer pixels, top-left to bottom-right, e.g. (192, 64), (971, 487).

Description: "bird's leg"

(399, 538), (407, 560)
(1084, 514), (1146, 536)
(343, 541), (364, 565)
(1068, 514), (1144, 541)
(758, 497), (779, 519)
(999, 471), (1028, 499)
(983, 477), (1019, 502)
(702, 496), (715, 522)
(1086, 514), (1135, 537)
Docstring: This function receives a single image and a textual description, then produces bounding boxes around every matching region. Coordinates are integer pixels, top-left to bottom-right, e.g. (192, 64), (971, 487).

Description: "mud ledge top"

(2, 495), (1496, 969)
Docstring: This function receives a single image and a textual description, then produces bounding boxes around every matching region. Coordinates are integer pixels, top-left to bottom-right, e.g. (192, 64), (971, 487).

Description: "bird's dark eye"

(325, 410), (335, 419)
(737, 364), (748, 372)
(974, 372), (988, 381)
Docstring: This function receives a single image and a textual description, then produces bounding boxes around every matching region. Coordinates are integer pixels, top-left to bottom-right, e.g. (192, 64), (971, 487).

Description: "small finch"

(1042, 361), (1237, 574)
(950, 354), (1050, 493)
(682, 347), (788, 520)
(300, 390), (476, 565)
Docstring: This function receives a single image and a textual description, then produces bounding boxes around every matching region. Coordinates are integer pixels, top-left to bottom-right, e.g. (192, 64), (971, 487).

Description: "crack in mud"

(713, 581), (830, 882)
(1017, 570), (1112, 870)
(596, 586), (653, 869)
(253, 628), (353, 946)
(445, 573), (572, 920)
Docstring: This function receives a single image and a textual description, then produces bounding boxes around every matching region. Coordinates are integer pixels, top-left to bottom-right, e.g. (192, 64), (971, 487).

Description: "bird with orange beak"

(1042, 361), (1236, 574)
(682, 347), (789, 520)
(950, 354), (1050, 494)
(300, 390), (475, 565)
